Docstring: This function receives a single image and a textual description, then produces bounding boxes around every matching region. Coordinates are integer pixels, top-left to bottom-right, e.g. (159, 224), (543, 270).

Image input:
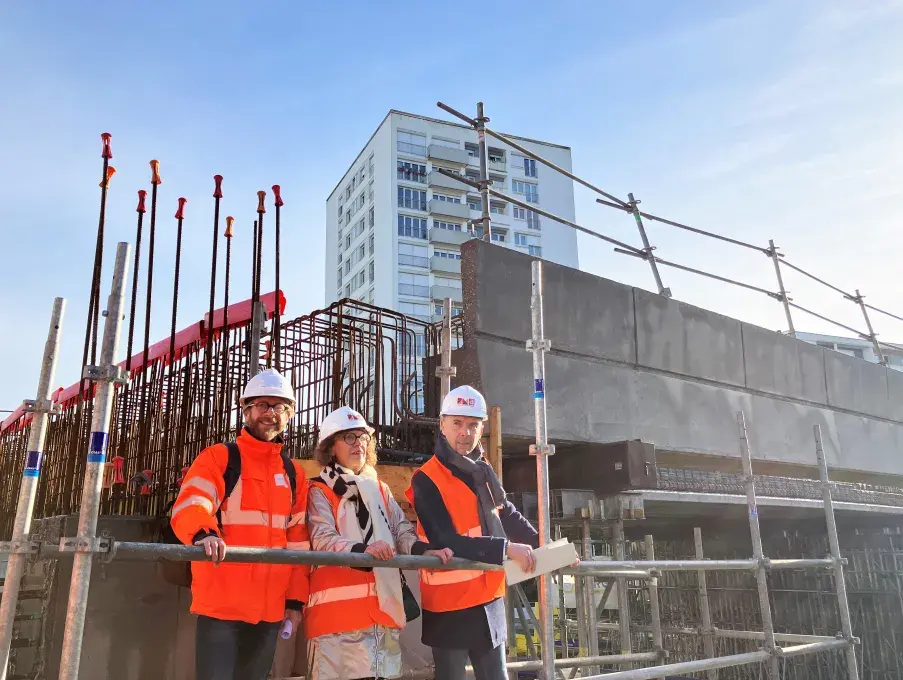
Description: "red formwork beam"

(0, 290), (286, 435)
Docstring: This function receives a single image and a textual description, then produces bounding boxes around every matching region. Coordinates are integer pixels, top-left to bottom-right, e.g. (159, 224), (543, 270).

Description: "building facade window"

(398, 215), (428, 239)
(369, 234), (375, 255)
(358, 243), (366, 260)
(398, 187), (427, 211)
(398, 301), (431, 321)
(491, 231), (507, 243)
(397, 131), (427, 156)
(397, 162), (427, 183)
(467, 198), (480, 211)
(368, 206), (375, 229)
(337, 268), (343, 288)
(398, 243), (429, 268)
(398, 272), (429, 298)
(432, 193), (461, 204)
(490, 203), (506, 215)
(345, 259), (352, 275)
(431, 137), (459, 149)
(434, 302), (463, 317)
(524, 158), (537, 177)
(434, 220), (462, 231)
(345, 233), (352, 249)
(368, 260), (375, 282)
(434, 249), (461, 260)
(434, 276), (462, 290)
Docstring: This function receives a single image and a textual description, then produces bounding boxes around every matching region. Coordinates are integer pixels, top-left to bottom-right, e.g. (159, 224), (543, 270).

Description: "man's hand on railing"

(423, 547), (454, 564)
(195, 535), (227, 563)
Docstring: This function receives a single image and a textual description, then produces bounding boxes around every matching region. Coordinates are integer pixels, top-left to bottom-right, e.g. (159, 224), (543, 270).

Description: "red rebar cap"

(137, 189), (147, 213)
(256, 190), (267, 214)
(101, 132), (112, 159)
(272, 184), (284, 207)
(225, 216), (235, 238)
(150, 159), (162, 185)
(213, 174), (224, 199)
(175, 197), (187, 220)
(99, 166), (116, 188)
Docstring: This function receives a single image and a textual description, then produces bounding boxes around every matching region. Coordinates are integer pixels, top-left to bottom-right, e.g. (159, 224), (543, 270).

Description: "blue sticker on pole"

(533, 378), (545, 399)
(23, 450), (42, 477)
(749, 505), (758, 519)
(87, 431), (108, 464)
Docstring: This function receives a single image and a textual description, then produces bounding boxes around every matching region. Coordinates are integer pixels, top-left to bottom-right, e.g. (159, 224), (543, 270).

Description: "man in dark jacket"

(409, 385), (539, 680)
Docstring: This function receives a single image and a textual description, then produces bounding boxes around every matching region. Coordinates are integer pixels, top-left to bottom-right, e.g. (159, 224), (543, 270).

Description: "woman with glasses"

(305, 406), (453, 680)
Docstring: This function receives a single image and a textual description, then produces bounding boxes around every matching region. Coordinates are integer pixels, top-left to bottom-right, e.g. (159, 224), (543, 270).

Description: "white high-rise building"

(325, 110), (579, 321)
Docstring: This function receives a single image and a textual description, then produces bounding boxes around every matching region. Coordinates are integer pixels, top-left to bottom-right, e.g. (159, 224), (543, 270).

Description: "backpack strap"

(281, 452), (297, 500)
(216, 442), (242, 529)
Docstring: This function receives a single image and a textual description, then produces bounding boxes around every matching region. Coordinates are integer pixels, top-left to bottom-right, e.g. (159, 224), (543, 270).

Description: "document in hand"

(504, 538), (578, 585)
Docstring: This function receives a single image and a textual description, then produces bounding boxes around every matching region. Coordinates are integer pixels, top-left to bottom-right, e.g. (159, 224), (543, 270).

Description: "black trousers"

(195, 615), (281, 680)
(433, 644), (507, 680)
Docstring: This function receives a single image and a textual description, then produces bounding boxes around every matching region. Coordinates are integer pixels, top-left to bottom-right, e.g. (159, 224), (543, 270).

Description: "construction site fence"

(435, 100), (903, 362)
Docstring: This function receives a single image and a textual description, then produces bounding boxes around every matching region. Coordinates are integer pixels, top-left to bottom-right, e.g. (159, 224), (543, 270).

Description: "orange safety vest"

(171, 430), (310, 624)
(305, 479), (400, 639)
(404, 457), (506, 613)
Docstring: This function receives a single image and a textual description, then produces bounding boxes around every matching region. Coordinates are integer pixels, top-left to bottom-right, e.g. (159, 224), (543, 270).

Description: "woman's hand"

(424, 547), (454, 564)
(364, 540), (395, 561)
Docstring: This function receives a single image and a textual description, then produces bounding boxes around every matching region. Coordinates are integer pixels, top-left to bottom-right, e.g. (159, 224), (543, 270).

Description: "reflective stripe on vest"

(308, 582), (376, 607)
(220, 478), (289, 529)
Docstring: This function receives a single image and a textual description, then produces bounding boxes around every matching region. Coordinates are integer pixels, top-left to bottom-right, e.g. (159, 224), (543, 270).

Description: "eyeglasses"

(341, 432), (372, 446)
(248, 401), (291, 415)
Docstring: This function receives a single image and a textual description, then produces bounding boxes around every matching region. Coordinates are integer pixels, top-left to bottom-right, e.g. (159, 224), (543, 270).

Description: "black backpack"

(157, 442), (298, 587)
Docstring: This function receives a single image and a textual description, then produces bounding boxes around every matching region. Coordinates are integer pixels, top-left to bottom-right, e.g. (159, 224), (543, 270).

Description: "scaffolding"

(0, 111), (896, 677)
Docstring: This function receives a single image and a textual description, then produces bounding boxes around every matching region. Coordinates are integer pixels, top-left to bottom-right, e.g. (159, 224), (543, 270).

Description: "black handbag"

(401, 573), (421, 621)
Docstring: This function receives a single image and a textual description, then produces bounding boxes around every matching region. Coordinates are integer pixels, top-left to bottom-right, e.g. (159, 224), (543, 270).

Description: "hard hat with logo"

(240, 368), (295, 407)
(440, 385), (488, 420)
(318, 406), (375, 444)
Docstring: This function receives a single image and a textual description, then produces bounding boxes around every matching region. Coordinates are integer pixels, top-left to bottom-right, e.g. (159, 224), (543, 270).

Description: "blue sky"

(2, 1), (902, 410)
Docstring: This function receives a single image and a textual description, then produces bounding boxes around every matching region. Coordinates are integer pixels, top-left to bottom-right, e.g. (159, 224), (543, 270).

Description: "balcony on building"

(431, 284), (463, 303)
(431, 255), (462, 275)
(428, 144), (469, 165)
(428, 170), (470, 192)
(428, 199), (470, 220)
(429, 227), (471, 247)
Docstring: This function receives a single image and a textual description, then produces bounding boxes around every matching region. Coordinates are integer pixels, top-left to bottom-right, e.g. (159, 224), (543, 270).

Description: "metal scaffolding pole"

(644, 535), (664, 669)
(768, 240), (795, 336)
(0, 298), (65, 680)
(57, 243), (131, 680)
(582, 508), (599, 675)
(613, 519), (632, 669)
(476, 102), (492, 242)
(627, 193), (670, 297)
(526, 260), (555, 680)
(813, 424), (860, 680)
(737, 411), (780, 680)
(849, 289), (885, 365)
(693, 527), (717, 680)
(435, 297), (456, 402)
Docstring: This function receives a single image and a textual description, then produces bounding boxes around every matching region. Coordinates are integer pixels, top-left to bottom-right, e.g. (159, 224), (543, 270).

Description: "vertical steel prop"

(613, 519), (633, 667)
(767, 240), (795, 337)
(813, 425), (861, 680)
(222, 216), (235, 434)
(582, 507), (600, 675)
(627, 192), (670, 297)
(57, 242), (131, 680)
(848, 289), (885, 365)
(0, 298), (66, 680)
(644, 535), (665, 673)
(693, 527), (717, 680)
(436, 297), (456, 403)
(737, 411), (780, 680)
(476, 102), (493, 242)
(526, 260), (555, 680)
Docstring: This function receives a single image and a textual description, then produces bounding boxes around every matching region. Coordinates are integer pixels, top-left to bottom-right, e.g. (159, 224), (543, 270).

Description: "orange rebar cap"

(150, 159), (162, 185)
(101, 132), (112, 159)
(225, 216), (235, 238)
(175, 197), (187, 220)
(213, 174), (224, 199)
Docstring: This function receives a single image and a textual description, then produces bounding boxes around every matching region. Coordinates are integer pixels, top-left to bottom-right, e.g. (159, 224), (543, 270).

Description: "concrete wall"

(459, 239), (903, 478)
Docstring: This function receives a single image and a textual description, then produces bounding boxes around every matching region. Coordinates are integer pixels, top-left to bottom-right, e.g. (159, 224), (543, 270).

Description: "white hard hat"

(318, 406), (375, 444)
(241, 368), (295, 406)
(440, 385), (488, 420)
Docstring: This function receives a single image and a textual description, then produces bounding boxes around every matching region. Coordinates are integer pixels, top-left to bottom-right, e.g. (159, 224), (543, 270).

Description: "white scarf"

(317, 462), (405, 628)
